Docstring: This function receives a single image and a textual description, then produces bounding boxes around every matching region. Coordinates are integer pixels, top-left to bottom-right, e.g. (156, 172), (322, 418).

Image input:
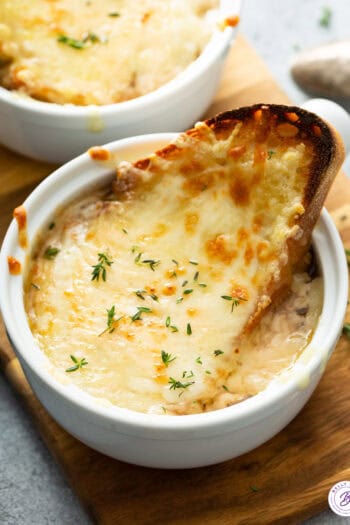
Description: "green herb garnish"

(44, 246), (60, 259)
(221, 295), (246, 312)
(176, 297), (183, 304)
(189, 260), (198, 265)
(130, 306), (152, 322)
(99, 306), (123, 336)
(91, 252), (113, 281)
(66, 355), (88, 373)
(134, 252), (143, 263)
(135, 290), (146, 300)
(183, 289), (193, 295)
(319, 6), (332, 27)
(169, 377), (194, 391)
(214, 349), (224, 356)
(142, 259), (160, 271)
(57, 35), (86, 49)
(267, 150), (275, 159)
(186, 322), (192, 335)
(161, 351), (176, 367)
(48, 222), (55, 230)
(250, 485), (260, 493)
(30, 282), (40, 290)
(108, 12), (120, 17)
(343, 323), (350, 337)
(196, 357), (202, 365)
(165, 316), (178, 332)
(222, 385), (229, 391)
(193, 271), (199, 282)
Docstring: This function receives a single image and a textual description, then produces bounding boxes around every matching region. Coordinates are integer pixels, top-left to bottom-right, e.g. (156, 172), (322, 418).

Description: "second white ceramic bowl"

(0, 132), (347, 469)
(0, 0), (240, 164)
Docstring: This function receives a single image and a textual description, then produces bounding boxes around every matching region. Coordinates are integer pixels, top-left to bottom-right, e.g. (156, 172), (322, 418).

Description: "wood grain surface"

(1, 34), (350, 525)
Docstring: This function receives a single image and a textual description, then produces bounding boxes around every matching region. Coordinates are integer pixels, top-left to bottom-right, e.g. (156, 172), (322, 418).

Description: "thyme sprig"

(168, 377), (195, 391)
(99, 305), (123, 336)
(91, 252), (113, 281)
(161, 351), (176, 367)
(66, 355), (88, 373)
(221, 295), (247, 312)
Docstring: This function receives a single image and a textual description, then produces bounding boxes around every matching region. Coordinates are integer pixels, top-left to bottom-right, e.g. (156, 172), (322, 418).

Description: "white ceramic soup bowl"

(0, 0), (240, 164)
(0, 132), (347, 469)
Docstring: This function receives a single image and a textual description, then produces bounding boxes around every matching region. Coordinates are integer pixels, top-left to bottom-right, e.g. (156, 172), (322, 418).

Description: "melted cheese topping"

(24, 171), (322, 415)
(0, 0), (218, 105)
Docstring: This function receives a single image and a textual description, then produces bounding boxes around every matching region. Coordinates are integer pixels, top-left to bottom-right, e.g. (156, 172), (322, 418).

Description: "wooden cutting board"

(1, 34), (350, 525)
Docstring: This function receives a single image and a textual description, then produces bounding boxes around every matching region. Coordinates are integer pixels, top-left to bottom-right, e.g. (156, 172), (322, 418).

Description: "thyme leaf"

(44, 246), (60, 259)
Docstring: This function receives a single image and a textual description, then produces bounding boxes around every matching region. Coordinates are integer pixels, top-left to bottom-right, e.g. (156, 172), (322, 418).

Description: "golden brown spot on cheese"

(88, 147), (111, 161)
(134, 158), (151, 170)
(8, 256), (21, 275)
(183, 173), (213, 196)
(156, 144), (180, 160)
(236, 227), (249, 247)
(244, 244), (254, 266)
(252, 216), (263, 233)
(276, 122), (299, 138)
(253, 145), (267, 166)
(257, 241), (274, 262)
(230, 178), (250, 206)
(187, 308), (197, 317)
(230, 284), (249, 302)
(162, 284), (176, 296)
(13, 205), (28, 248)
(234, 348), (240, 354)
(154, 373), (168, 385)
(312, 125), (322, 137)
(185, 213), (199, 234)
(285, 112), (299, 123)
(179, 159), (203, 175)
(228, 145), (246, 159)
(206, 235), (237, 265)
(141, 11), (152, 23)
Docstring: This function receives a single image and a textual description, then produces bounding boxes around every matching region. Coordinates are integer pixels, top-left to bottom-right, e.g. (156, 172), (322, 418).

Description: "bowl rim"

(0, 132), (347, 436)
(0, 0), (241, 119)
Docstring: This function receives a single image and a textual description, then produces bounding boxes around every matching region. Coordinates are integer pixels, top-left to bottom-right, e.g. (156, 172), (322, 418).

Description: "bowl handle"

(302, 98), (350, 157)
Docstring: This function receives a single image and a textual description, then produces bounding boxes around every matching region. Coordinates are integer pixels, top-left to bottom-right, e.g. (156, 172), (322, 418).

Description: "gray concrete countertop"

(1, 1), (350, 523)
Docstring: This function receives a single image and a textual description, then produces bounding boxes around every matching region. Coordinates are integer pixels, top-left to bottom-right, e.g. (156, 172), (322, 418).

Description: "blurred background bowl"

(0, 0), (241, 164)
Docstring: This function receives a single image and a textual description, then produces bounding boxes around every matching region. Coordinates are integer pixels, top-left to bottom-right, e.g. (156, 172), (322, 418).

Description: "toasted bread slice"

(113, 104), (344, 334)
